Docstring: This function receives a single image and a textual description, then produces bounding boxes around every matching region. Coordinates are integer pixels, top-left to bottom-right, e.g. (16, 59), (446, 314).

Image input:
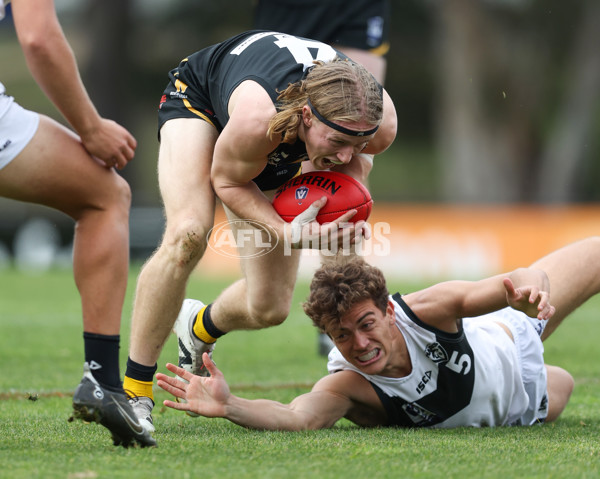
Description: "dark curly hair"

(303, 259), (389, 333)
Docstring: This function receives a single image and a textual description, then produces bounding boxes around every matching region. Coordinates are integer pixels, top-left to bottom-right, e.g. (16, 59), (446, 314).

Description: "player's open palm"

(186, 357), (232, 418)
(156, 356), (230, 418)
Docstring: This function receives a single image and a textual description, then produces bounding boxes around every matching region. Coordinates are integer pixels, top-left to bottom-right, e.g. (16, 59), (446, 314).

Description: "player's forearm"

(429, 268), (550, 320)
(18, 14), (100, 135)
(214, 181), (290, 240)
(224, 396), (313, 431)
(412, 275), (510, 322)
(459, 275), (515, 317)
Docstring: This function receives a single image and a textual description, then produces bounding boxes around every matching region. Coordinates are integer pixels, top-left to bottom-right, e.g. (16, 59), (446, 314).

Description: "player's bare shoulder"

(225, 80), (279, 153)
(228, 80), (276, 122)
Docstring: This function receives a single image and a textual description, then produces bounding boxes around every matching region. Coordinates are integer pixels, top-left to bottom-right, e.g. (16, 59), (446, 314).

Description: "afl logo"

(295, 186), (309, 204)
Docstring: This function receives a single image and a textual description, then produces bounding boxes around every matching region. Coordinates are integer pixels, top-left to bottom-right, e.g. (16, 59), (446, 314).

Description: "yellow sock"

(123, 376), (154, 402)
(192, 305), (217, 344)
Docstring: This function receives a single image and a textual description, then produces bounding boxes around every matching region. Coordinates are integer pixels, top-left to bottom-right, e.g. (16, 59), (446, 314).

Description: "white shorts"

(491, 307), (549, 425)
(0, 91), (40, 170)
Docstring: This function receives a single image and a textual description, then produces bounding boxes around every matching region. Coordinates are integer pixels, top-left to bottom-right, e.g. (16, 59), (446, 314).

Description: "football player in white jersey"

(155, 237), (600, 430)
(0, 0), (154, 447)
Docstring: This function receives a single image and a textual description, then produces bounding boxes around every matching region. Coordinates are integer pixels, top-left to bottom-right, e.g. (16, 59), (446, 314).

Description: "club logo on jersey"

(425, 342), (449, 363)
(295, 186), (309, 204)
(267, 151), (308, 166)
(268, 151), (287, 165)
(402, 402), (437, 426)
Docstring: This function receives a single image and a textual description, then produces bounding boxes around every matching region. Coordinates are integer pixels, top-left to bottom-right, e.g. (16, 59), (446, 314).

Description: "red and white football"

(272, 171), (373, 224)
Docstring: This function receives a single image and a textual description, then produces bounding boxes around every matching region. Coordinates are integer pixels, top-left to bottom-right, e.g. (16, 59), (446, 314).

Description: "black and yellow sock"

(123, 358), (157, 401)
(83, 332), (121, 389)
(192, 303), (225, 344)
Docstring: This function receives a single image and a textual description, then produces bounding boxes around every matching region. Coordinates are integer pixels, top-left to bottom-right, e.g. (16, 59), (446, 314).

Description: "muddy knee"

(161, 219), (211, 269)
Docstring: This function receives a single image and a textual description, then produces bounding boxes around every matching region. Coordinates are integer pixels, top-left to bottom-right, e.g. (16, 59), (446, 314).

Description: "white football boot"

(128, 395), (155, 433)
(173, 299), (216, 416)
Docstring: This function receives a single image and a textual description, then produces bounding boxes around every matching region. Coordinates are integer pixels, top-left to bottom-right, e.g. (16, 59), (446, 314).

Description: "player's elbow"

(20, 33), (64, 71)
(380, 113), (398, 152)
(366, 113), (397, 155)
(20, 33), (49, 57)
(211, 175), (236, 202)
(286, 413), (331, 431)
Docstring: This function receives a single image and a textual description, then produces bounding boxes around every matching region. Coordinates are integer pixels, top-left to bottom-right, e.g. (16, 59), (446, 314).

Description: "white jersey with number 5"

(327, 293), (548, 428)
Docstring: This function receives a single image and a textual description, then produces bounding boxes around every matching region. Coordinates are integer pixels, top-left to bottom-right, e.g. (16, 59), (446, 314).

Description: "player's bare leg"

(128, 118), (218, 368)
(544, 364), (574, 422)
(208, 203), (302, 332)
(171, 196), (301, 399)
(0, 115), (130, 337)
(0, 115), (155, 447)
(124, 118), (218, 432)
(528, 237), (600, 341)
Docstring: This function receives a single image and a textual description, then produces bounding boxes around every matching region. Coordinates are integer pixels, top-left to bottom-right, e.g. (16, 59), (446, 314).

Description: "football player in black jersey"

(122, 31), (397, 434)
(253, 0), (392, 357)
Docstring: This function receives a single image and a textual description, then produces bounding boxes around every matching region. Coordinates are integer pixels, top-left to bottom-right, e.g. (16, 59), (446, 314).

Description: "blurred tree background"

(1, 0), (600, 209)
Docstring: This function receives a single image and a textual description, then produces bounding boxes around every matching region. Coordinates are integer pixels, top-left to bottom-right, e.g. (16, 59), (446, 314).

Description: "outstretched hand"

(503, 277), (555, 320)
(156, 353), (230, 418)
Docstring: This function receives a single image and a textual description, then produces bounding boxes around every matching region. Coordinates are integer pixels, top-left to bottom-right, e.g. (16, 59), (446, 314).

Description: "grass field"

(1, 266), (600, 479)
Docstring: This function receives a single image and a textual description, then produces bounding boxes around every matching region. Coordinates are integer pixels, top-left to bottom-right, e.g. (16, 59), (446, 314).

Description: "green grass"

(1, 266), (600, 478)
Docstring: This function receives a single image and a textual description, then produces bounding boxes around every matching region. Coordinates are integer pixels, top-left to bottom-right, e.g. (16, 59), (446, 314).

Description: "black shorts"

(157, 54), (223, 136)
(253, 0), (390, 55)
(156, 54), (302, 192)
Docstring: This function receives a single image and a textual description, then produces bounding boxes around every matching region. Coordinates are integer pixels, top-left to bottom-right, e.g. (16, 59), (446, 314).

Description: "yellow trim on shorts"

(174, 78), (216, 128)
(183, 98), (215, 127)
